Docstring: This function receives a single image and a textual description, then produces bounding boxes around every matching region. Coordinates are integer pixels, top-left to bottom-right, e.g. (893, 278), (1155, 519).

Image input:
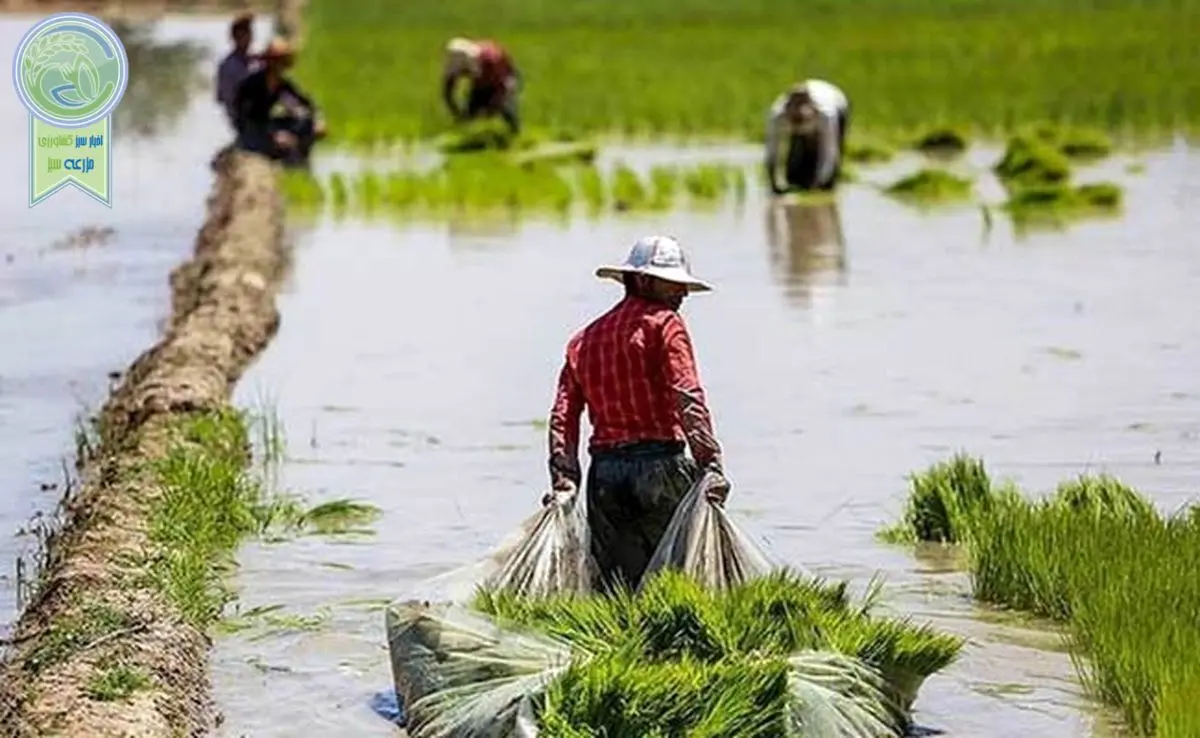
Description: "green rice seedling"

(610, 163), (649, 211)
(648, 165), (679, 210)
(912, 127), (968, 156)
(878, 453), (1006, 544)
(682, 164), (734, 203)
(279, 169), (325, 209)
(328, 172), (350, 211)
(883, 168), (974, 205)
(1002, 182), (1123, 228)
(1049, 474), (1156, 521)
(298, 499), (383, 534)
(845, 139), (895, 164)
(298, 0), (1200, 145)
(540, 653), (792, 738)
(1027, 122), (1114, 160)
(146, 410), (298, 627)
(577, 166), (606, 215)
(993, 134), (1072, 186)
(888, 456), (1200, 733)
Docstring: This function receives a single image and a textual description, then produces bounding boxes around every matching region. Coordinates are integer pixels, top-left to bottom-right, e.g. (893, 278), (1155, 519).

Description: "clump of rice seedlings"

(577, 166), (606, 215)
(912, 127), (968, 156)
(472, 568), (962, 735)
(610, 163), (649, 211)
(328, 172), (350, 211)
(278, 169), (324, 209)
(297, 499), (383, 534)
(540, 654), (792, 738)
(878, 453), (1009, 544)
(682, 164), (735, 203)
(648, 165), (679, 210)
(1050, 474), (1155, 520)
(885, 455), (1200, 733)
(883, 168), (973, 205)
(993, 134), (1072, 186)
(845, 139), (895, 164)
(1002, 181), (1123, 227)
(1027, 123), (1114, 159)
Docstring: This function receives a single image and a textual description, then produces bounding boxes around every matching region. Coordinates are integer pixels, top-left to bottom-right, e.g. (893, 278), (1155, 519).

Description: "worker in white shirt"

(764, 80), (851, 195)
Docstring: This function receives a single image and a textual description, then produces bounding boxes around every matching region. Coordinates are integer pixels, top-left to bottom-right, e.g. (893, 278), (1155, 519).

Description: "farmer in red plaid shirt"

(547, 236), (730, 592)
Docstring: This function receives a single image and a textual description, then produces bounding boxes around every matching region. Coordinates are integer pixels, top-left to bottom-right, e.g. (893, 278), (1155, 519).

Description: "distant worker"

(215, 14), (259, 129)
(442, 37), (521, 134)
(764, 79), (851, 195)
(546, 236), (731, 593)
(232, 38), (327, 168)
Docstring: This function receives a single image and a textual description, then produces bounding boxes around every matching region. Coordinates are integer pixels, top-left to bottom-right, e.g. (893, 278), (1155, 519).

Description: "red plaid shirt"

(548, 295), (722, 489)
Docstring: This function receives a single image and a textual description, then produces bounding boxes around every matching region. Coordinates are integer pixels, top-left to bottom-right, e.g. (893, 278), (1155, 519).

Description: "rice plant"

(297, 0), (1200, 145)
(882, 455), (1200, 733)
(470, 568), (963, 735)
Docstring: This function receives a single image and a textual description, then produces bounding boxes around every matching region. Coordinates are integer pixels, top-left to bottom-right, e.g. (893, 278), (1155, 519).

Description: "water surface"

(218, 140), (1200, 735)
(0, 13), (271, 630)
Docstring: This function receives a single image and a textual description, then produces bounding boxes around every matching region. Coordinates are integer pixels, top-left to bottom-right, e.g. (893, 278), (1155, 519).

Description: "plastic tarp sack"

(640, 470), (777, 591)
(385, 489), (595, 737)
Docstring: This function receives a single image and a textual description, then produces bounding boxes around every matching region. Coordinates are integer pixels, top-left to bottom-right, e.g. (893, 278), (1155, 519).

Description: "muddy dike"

(0, 151), (286, 737)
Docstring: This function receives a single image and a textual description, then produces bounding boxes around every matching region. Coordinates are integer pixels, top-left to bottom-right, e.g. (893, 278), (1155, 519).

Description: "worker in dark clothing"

(547, 236), (731, 593)
(215, 14), (258, 129)
(442, 37), (521, 134)
(232, 38), (326, 167)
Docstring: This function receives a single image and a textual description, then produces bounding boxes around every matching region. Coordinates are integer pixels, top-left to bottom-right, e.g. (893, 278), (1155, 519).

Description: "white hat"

(594, 236), (714, 292)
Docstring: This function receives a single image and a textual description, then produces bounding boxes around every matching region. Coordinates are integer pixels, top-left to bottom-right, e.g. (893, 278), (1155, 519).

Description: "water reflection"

(110, 20), (208, 139)
(764, 199), (847, 304)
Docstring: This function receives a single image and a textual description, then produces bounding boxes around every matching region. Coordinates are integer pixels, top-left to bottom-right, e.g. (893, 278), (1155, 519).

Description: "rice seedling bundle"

(461, 568), (963, 736)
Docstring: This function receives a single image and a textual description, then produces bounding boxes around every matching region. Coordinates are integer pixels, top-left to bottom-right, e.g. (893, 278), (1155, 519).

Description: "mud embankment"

(0, 151), (286, 737)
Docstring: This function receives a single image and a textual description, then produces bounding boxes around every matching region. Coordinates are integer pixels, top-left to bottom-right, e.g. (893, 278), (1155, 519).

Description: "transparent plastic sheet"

(785, 651), (905, 738)
(640, 470), (777, 591)
(385, 490), (595, 736)
(385, 601), (576, 737)
(482, 488), (594, 598)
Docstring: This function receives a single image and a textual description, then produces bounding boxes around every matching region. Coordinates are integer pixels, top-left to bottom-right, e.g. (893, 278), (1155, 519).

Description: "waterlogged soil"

(0, 15), (262, 633)
(217, 139), (1200, 737)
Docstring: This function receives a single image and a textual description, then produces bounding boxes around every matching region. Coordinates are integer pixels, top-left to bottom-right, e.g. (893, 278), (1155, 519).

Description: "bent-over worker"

(442, 37), (521, 134)
(215, 14), (258, 129)
(764, 79), (851, 195)
(232, 38), (326, 167)
(547, 236), (730, 593)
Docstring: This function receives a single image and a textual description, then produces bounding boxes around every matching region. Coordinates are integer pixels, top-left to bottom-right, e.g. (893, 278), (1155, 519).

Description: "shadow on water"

(110, 20), (208, 139)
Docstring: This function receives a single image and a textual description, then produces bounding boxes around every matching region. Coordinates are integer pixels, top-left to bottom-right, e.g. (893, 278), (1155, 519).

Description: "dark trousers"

(466, 82), (520, 134)
(235, 116), (316, 169)
(785, 106), (851, 192)
(586, 440), (700, 593)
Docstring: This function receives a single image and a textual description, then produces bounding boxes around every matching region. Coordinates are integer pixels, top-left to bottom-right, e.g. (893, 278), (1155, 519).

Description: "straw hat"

(595, 236), (714, 292)
(260, 37), (295, 60)
(445, 37), (481, 57)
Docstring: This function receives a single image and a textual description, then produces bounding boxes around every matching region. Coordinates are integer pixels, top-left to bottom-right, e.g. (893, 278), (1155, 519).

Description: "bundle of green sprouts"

(395, 569), (963, 737)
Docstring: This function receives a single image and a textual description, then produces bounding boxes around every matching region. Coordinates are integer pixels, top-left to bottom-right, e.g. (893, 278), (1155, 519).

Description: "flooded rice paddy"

(0, 12), (1197, 738)
(218, 138), (1200, 735)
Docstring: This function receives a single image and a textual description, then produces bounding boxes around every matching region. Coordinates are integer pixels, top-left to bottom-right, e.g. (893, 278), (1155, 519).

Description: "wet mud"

(0, 151), (286, 737)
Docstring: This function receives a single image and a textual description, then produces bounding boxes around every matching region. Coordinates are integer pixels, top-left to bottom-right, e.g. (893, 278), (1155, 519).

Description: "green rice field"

(882, 455), (1200, 736)
(296, 0), (1200, 145)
